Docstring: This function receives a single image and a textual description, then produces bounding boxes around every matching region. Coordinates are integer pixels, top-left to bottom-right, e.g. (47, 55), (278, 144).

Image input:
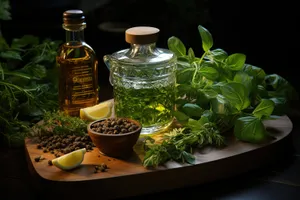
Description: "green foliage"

(0, 34), (62, 146)
(0, 0), (11, 20)
(167, 24), (298, 144)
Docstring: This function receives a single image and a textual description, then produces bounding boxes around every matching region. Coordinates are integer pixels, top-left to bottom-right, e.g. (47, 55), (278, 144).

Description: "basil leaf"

(211, 94), (238, 115)
(176, 68), (194, 84)
(198, 25), (213, 52)
(234, 116), (270, 143)
(209, 48), (228, 61)
(182, 103), (203, 118)
(199, 63), (219, 80)
(173, 111), (189, 123)
(243, 64), (266, 85)
(233, 71), (255, 96)
(188, 48), (195, 61)
(168, 36), (186, 57)
(225, 53), (246, 71)
(220, 82), (250, 111)
(252, 99), (275, 119)
(182, 151), (195, 164)
(269, 97), (287, 116)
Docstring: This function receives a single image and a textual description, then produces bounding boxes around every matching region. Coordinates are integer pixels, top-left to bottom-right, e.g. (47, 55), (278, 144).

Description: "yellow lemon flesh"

(52, 148), (86, 171)
(80, 100), (113, 121)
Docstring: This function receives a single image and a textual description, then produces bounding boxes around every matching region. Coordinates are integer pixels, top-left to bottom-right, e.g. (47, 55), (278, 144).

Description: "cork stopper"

(125, 26), (159, 44)
(63, 10), (85, 25)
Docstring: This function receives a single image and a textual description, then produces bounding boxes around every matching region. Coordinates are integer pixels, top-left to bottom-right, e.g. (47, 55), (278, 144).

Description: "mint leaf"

(198, 25), (213, 52)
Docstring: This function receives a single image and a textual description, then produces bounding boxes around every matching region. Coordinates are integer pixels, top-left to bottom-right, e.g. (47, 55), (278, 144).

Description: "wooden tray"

(25, 114), (293, 199)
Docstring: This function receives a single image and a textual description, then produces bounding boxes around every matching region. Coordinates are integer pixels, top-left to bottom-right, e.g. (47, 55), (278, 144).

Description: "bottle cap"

(63, 10), (85, 24)
(125, 26), (159, 44)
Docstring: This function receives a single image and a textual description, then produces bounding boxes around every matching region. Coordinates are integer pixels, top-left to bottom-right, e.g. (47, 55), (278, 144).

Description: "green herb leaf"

(182, 151), (195, 164)
(173, 110), (189, 123)
(211, 94), (237, 115)
(208, 48), (228, 61)
(234, 116), (270, 143)
(0, 51), (22, 60)
(176, 68), (194, 84)
(199, 62), (219, 80)
(11, 35), (39, 48)
(265, 74), (299, 101)
(0, 36), (9, 50)
(198, 25), (213, 52)
(220, 82), (250, 111)
(269, 97), (287, 116)
(0, 0), (11, 20)
(233, 71), (254, 96)
(252, 99), (275, 119)
(243, 64), (266, 85)
(182, 103), (203, 118)
(225, 53), (246, 71)
(167, 36), (186, 57)
(188, 48), (195, 61)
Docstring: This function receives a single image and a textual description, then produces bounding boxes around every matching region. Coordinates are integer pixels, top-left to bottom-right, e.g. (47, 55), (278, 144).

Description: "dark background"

(2, 0), (299, 93)
(1, 1), (300, 199)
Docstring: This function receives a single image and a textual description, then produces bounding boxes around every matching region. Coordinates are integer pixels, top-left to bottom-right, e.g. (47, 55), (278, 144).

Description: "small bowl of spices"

(87, 117), (142, 158)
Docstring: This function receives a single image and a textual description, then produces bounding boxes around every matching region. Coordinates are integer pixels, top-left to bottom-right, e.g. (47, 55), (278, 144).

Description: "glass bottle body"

(57, 29), (99, 117)
(109, 43), (177, 134)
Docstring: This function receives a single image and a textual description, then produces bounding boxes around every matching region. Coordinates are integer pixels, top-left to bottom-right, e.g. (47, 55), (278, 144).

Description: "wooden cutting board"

(25, 113), (293, 199)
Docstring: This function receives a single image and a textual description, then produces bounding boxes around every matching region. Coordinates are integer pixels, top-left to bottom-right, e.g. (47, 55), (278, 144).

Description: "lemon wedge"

(52, 148), (86, 170)
(80, 100), (113, 121)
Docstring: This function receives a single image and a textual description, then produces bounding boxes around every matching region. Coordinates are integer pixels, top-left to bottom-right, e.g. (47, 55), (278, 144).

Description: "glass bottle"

(104, 26), (177, 134)
(57, 10), (99, 117)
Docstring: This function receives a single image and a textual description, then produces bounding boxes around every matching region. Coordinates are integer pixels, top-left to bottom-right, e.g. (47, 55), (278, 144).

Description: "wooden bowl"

(87, 118), (142, 159)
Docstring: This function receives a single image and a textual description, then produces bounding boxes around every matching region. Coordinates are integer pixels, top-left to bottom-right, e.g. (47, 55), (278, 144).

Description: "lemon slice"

(52, 148), (86, 170)
(80, 100), (113, 121)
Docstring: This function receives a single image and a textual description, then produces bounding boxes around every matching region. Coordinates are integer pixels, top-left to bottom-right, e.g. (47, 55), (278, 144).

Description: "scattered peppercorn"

(34, 156), (41, 162)
(48, 160), (53, 166)
(36, 134), (95, 156)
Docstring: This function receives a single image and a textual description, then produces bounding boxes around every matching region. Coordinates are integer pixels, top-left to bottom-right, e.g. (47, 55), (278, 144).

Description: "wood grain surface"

(24, 114), (293, 199)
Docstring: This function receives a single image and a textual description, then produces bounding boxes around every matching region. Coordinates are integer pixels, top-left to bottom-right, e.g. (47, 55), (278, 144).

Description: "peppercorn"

(34, 156), (41, 162)
(48, 160), (53, 166)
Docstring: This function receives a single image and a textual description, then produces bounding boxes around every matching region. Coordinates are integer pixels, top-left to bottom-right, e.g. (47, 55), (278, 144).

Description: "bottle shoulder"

(57, 42), (97, 63)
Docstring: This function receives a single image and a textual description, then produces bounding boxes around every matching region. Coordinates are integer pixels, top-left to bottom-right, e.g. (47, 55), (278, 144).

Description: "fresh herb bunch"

(0, 1), (62, 146)
(143, 119), (225, 167)
(30, 111), (89, 137)
(0, 35), (62, 146)
(168, 25), (298, 144)
(142, 25), (298, 168)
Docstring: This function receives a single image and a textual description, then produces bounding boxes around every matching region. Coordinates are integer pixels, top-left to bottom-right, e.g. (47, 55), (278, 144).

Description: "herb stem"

(191, 52), (207, 84)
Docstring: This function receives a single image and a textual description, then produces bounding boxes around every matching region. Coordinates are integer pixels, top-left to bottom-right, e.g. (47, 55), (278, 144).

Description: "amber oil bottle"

(57, 10), (99, 117)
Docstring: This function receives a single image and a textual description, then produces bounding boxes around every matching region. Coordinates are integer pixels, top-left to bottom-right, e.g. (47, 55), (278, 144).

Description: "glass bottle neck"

(128, 43), (156, 57)
(65, 30), (85, 43)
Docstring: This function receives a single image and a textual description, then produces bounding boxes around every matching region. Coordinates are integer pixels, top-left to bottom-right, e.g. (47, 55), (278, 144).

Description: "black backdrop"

(2, 0), (298, 92)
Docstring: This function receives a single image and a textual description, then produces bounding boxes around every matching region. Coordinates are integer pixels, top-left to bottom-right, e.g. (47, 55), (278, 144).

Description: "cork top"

(63, 10), (85, 25)
(125, 26), (160, 44)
